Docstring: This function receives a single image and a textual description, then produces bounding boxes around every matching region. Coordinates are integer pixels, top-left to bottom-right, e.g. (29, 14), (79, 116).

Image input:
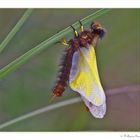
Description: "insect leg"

(61, 38), (69, 47)
(55, 30), (69, 47)
(79, 20), (84, 32)
(56, 38), (69, 47)
(70, 25), (79, 37)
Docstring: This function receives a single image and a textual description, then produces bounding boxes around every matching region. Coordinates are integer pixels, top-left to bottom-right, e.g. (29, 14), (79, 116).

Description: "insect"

(52, 21), (106, 118)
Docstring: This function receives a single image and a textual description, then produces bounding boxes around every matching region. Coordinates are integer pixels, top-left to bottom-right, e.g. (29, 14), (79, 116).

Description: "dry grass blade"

(0, 84), (139, 130)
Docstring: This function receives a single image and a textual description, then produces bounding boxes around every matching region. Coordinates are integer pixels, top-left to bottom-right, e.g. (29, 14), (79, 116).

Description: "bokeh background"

(0, 9), (139, 131)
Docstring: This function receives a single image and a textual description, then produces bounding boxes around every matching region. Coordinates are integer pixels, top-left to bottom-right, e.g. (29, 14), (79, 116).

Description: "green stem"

(0, 9), (111, 79)
(0, 9), (33, 53)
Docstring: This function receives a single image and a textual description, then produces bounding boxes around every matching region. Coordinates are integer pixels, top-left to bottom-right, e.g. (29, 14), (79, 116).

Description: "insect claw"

(61, 38), (69, 47)
(79, 20), (84, 32)
(70, 25), (78, 37)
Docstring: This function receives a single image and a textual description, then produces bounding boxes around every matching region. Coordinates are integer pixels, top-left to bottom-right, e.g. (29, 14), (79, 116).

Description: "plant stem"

(0, 9), (33, 53)
(0, 84), (139, 130)
(0, 9), (111, 79)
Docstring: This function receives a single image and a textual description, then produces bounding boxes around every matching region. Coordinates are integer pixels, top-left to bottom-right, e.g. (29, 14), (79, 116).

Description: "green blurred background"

(0, 9), (139, 131)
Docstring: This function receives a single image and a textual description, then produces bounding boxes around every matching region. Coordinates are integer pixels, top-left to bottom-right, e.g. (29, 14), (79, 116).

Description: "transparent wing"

(69, 45), (106, 118)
